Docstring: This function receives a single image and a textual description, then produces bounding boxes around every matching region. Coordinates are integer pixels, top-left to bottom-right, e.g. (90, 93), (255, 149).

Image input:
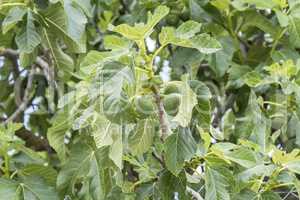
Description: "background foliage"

(1, 0), (300, 199)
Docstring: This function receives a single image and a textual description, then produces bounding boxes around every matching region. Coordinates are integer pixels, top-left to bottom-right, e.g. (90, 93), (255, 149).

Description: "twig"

(186, 186), (204, 200)
(0, 49), (54, 152)
(0, 48), (56, 107)
(0, 48), (22, 105)
(0, 117), (52, 153)
(4, 67), (35, 124)
(0, 48), (52, 77)
(0, 48), (19, 79)
(36, 56), (56, 89)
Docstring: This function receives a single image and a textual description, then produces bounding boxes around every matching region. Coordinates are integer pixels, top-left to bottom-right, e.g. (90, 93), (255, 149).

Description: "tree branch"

(4, 67), (35, 124)
(0, 48), (22, 105)
(36, 56), (56, 89)
(0, 49), (53, 152)
(1, 48), (56, 109)
(0, 48), (18, 73)
(152, 86), (169, 141)
(0, 49), (52, 75)
(15, 127), (52, 153)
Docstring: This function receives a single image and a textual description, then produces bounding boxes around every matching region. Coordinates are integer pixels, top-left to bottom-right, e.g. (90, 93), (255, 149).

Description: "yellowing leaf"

(265, 60), (298, 78)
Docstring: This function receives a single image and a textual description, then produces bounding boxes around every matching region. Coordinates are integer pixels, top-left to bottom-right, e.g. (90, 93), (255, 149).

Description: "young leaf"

(191, 33), (222, 54)
(159, 27), (222, 54)
(110, 6), (169, 41)
(175, 20), (202, 39)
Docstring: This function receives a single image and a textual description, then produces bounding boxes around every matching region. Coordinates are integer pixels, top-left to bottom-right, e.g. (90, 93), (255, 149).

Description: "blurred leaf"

(15, 11), (41, 53)
(205, 166), (230, 200)
(0, 176), (59, 200)
(128, 119), (155, 156)
(111, 5), (169, 41)
(164, 127), (196, 175)
(57, 143), (112, 197)
(158, 170), (187, 200)
(2, 6), (26, 34)
(47, 109), (71, 161)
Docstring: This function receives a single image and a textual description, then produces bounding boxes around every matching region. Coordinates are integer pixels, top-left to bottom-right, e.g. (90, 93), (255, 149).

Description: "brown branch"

(0, 49), (51, 74)
(36, 56), (56, 89)
(0, 114), (52, 153)
(15, 127), (52, 153)
(0, 48), (22, 105)
(0, 49), (54, 152)
(0, 48), (19, 79)
(151, 86), (169, 141)
(1, 48), (56, 108)
(4, 67), (35, 124)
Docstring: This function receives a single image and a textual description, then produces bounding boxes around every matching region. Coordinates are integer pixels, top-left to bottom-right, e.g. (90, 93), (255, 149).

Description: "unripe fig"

(163, 83), (181, 95)
(163, 93), (181, 116)
(133, 95), (156, 118)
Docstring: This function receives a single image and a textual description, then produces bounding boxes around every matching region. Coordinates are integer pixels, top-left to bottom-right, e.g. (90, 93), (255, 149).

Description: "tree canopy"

(1, 0), (300, 199)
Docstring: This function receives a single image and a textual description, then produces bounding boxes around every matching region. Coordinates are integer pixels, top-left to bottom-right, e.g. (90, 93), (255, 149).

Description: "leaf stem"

(10, 170), (18, 179)
(150, 44), (167, 68)
(151, 86), (169, 141)
(263, 101), (285, 107)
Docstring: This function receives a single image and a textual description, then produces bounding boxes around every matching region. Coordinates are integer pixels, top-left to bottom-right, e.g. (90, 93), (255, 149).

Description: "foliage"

(1, 0), (300, 199)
